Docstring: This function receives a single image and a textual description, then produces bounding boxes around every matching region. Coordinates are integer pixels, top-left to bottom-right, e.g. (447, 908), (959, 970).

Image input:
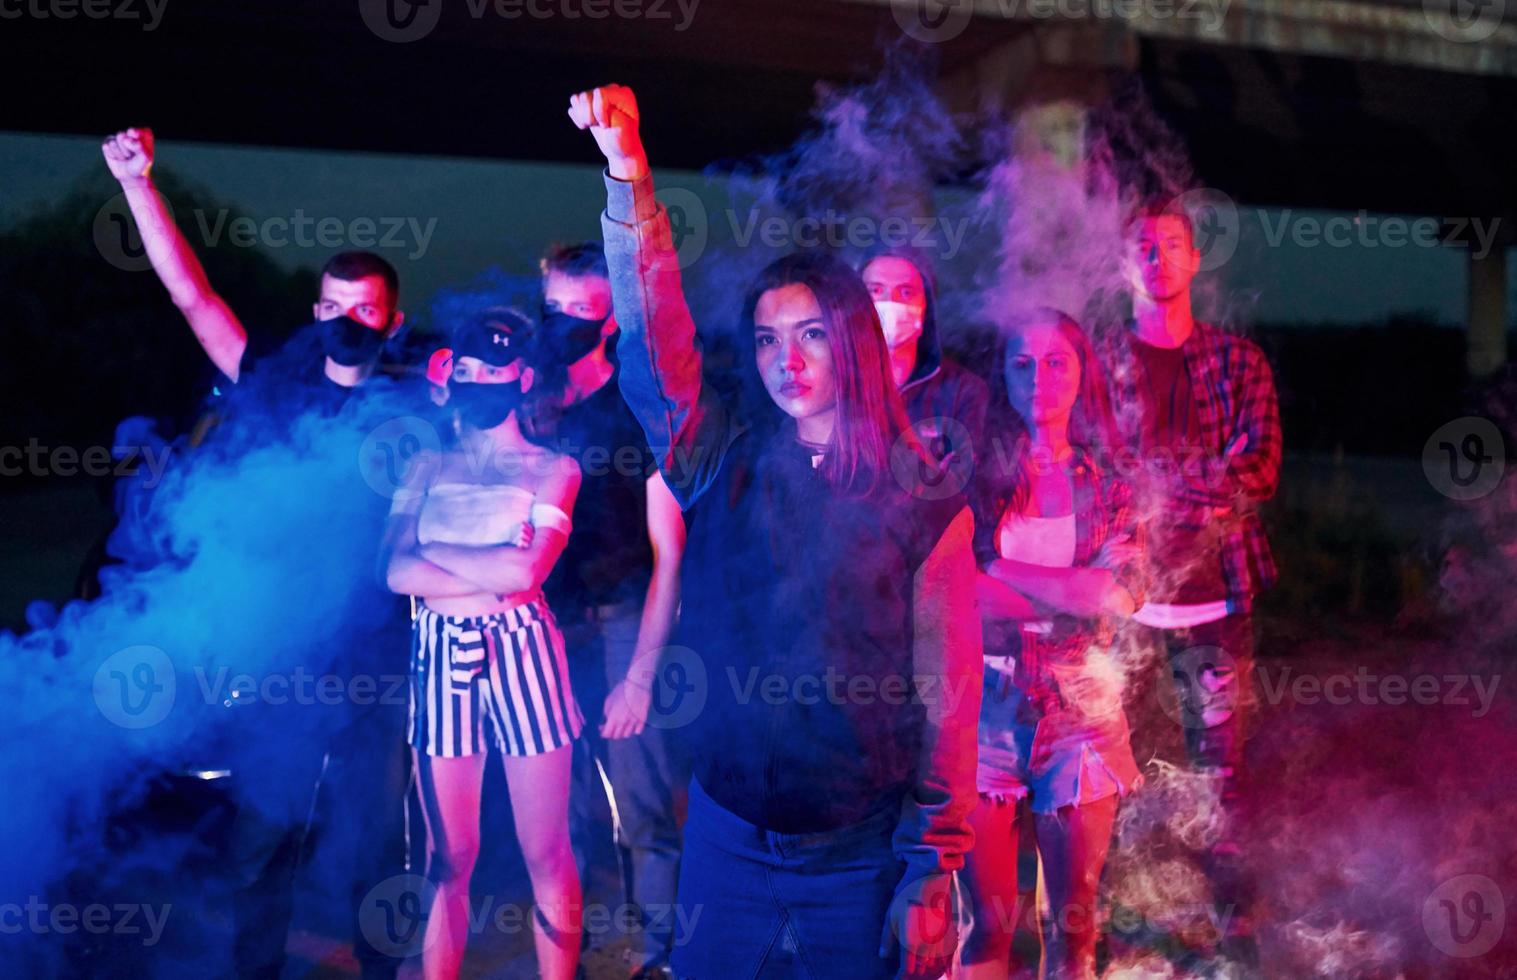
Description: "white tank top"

(997, 511), (1077, 568)
(417, 483), (534, 547)
(988, 511), (1077, 673)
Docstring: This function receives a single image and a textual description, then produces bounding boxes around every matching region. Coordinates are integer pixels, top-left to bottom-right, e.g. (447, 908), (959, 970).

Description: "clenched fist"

(102, 127), (155, 185)
(566, 84), (646, 182)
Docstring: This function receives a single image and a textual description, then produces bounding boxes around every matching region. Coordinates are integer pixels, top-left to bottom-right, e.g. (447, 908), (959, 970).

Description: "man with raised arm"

(103, 127), (412, 980)
(102, 127), (404, 390)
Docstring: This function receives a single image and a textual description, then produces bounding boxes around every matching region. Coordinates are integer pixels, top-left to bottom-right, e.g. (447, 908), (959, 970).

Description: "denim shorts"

(977, 666), (1141, 814)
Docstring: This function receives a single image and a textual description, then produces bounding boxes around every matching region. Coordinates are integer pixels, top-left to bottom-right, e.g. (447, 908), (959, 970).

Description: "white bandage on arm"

(529, 502), (572, 537)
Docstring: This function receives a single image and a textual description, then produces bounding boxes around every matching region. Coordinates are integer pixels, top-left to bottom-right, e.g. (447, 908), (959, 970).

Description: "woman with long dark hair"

(568, 84), (982, 980)
(958, 309), (1145, 980)
(381, 308), (584, 980)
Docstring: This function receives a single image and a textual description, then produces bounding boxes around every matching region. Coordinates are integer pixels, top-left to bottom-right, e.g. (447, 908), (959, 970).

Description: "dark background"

(3, 1), (1514, 625)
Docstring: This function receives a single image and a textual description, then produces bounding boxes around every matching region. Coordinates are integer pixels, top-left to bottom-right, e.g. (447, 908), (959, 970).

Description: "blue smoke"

(0, 361), (428, 973)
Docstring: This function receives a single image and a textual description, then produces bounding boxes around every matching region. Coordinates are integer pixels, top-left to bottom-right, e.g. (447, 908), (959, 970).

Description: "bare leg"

(502, 743), (580, 980)
(1032, 796), (1118, 980)
(957, 797), (1025, 979)
(415, 750), (486, 980)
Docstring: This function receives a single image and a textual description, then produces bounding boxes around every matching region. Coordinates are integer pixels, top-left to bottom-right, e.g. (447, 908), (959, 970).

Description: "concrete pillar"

(1467, 245), (1508, 379)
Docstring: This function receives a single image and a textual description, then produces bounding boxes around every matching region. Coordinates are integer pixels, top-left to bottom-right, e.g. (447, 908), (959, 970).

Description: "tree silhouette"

(0, 168), (316, 459)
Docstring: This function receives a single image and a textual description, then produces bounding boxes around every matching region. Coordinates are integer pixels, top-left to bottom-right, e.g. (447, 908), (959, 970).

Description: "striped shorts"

(408, 600), (584, 758)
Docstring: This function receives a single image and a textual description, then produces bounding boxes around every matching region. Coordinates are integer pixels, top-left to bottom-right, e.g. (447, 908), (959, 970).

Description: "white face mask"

(874, 300), (924, 351)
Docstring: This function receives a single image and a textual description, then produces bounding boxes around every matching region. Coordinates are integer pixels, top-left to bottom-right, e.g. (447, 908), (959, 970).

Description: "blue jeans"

(673, 779), (904, 980)
(567, 605), (687, 969)
(228, 698), (410, 979)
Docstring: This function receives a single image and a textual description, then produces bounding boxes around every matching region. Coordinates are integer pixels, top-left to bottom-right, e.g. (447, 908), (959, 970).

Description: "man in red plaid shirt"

(1116, 201), (1282, 948)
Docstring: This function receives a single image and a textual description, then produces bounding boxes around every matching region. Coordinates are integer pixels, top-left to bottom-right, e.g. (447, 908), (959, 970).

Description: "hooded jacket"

(868, 249), (990, 470)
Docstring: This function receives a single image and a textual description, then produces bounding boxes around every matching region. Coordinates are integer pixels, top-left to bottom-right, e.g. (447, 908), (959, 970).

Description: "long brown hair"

(739, 252), (924, 496)
(984, 307), (1119, 513)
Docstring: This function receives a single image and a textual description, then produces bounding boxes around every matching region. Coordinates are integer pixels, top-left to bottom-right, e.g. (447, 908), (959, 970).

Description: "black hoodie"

(872, 250), (990, 469)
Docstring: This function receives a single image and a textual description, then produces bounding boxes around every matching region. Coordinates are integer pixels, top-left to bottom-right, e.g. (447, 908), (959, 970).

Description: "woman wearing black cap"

(381, 308), (584, 980)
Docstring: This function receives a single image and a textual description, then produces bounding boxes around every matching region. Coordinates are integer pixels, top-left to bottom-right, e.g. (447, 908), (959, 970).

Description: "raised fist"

(102, 127), (155, 184)
(566, 84), (646, 181)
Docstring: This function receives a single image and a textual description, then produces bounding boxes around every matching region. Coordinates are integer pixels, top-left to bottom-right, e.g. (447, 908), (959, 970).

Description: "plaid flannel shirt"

(1116, 322), (1281, 611)
(971, 441), (1146, 713)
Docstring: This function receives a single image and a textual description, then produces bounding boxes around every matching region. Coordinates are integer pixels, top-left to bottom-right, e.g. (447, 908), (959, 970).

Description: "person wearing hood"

(860, 247), (989, 473)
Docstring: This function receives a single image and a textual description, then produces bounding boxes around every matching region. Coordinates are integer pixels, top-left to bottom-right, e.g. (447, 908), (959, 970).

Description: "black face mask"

(318, 314), (388, 367)
(450, 381), (524, 431)
(540, 310), (609, 364)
